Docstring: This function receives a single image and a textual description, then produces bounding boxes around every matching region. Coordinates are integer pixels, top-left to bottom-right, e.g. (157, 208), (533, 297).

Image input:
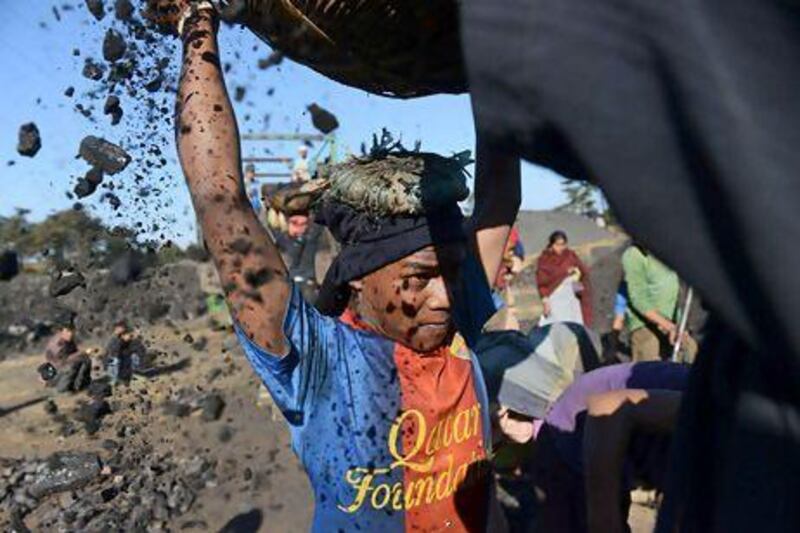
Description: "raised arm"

(582, 389), (683, 533)
(175, 6), (290, 355)
(471, 131), (521, 285)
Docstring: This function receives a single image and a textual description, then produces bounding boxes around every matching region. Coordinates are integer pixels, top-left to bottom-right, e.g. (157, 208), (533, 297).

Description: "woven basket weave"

(238, 0), (466, 98)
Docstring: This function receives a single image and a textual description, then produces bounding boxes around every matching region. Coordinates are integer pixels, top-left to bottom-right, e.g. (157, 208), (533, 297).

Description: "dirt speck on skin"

(17, 123), (42, 157)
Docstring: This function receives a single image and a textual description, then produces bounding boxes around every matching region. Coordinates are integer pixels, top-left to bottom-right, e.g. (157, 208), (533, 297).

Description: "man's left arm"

(471, 132), (521, 286)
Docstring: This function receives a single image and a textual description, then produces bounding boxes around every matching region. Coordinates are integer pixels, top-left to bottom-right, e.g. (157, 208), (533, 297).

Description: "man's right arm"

(175, 8), (290, 355)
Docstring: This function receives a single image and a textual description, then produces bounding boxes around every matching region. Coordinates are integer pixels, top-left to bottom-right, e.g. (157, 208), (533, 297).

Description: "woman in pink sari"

(536, 230), (593, 326)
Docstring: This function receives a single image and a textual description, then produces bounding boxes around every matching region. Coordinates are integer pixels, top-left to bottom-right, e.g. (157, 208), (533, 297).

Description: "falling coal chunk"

(103, 95), (123, 125)
(17, 122), (42, 157)
(82, 58), (105, 81)
(73, 166), (104, 198)
(102, 29), (126, 62)
(114, 0), (133, 21)
(79, 136), (131, 174)
(307, 103), (339, 134)
(85, 0), (105, 21)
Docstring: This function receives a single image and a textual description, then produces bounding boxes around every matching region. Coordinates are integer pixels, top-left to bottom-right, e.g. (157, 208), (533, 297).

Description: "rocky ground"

(0, 315), (313, 532)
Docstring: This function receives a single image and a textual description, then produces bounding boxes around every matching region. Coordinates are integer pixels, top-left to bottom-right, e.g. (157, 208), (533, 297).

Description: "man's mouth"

(417, 321), (452, 332)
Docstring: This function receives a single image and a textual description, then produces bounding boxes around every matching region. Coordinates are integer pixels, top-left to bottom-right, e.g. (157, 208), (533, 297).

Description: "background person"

(292, 144), (311, 183)
(38, 325), (91, 393)
(478, 332), (688, 533)
(536, 230), (592, 326)
(165, 2), (521, 529)
(622, 244), (697, 363)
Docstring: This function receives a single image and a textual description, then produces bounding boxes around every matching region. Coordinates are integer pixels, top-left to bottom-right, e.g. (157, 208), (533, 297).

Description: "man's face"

(287, 215), (309, 238)
(349, 243), (467, 352)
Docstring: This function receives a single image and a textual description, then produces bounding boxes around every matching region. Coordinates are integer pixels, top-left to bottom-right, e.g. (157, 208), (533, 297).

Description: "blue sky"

(0, 0), (571, 246)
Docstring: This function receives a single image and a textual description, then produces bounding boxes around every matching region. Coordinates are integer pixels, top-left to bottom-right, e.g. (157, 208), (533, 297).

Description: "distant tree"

(0, 210), (205, 268)
(0, 208), (32, 250)
(24, 210), (106, 260)
(559, 178), (599, 217)
(0, 210), (141, 266)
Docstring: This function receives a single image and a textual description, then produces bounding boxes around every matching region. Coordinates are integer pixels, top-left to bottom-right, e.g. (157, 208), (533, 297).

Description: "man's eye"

(406, 275), (429, 289)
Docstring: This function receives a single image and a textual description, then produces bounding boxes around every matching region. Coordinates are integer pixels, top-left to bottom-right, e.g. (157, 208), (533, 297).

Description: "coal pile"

(109, 250), (143, 285)
(16, 123), (41, 158)
(0, 260), (209, 356)
(27, 451), (101, 499)
(0, 446), (219, 531)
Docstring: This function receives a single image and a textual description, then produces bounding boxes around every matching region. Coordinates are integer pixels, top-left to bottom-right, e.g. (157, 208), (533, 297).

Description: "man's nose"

(426, 276), (452, 311)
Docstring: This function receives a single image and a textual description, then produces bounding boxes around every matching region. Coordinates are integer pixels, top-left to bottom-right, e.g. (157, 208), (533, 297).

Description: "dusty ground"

(0, 317), (313, 532)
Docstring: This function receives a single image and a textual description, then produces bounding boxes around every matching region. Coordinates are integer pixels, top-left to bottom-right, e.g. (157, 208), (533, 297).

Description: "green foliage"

(1, 210), (137, 266)
(559, 179), (598, 217)
(1, 210), (206, 268)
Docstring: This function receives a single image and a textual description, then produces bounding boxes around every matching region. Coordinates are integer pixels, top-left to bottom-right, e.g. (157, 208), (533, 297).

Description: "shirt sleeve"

(450, 253), (500, 349)
(233, 284), (336, 425)
(622, 249), (657, 315)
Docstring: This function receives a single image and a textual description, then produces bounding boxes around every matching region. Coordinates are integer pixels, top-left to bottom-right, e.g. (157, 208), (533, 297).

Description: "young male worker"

(161, 2), (520, 530)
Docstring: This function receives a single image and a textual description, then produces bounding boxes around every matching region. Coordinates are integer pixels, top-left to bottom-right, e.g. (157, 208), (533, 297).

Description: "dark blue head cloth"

(314, 199), (466, 316)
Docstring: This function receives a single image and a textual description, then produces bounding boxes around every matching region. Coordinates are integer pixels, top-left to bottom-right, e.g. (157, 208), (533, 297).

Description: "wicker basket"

(238, 0), (466, 98)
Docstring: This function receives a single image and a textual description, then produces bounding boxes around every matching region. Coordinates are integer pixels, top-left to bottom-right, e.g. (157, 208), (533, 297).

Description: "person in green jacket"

(621, 244), (697, 362)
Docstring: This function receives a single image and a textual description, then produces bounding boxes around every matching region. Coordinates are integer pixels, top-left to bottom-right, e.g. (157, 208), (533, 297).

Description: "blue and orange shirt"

(235, 259), (497, 532)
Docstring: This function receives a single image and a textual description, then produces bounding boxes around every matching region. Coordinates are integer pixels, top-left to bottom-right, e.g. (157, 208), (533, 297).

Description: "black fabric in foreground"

(314, 200), (466, 316)
(461, 1), (800, 530)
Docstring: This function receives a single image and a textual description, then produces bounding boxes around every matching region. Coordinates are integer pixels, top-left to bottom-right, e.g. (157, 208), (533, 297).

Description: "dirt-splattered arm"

(175, 7), (290, 356)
